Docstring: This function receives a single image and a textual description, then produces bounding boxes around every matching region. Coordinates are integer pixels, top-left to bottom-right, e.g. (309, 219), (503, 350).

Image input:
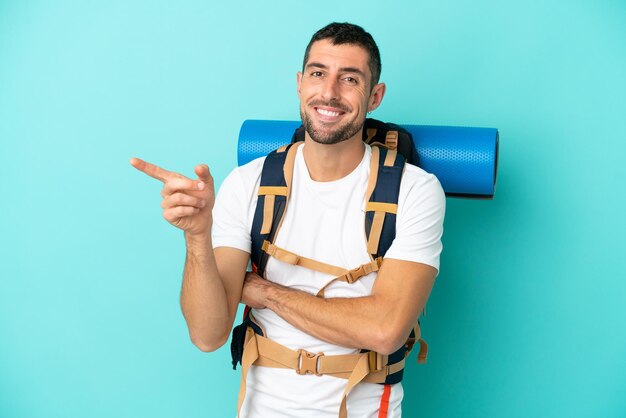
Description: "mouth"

(313, 106), (347, 122)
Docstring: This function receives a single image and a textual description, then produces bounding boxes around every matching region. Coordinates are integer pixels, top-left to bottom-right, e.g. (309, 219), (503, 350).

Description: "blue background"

(1, 1), (625, 417)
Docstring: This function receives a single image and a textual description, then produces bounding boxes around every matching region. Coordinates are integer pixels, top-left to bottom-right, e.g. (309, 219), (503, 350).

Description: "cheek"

(354, 94), (370, 112)
(300, 84), (317, 99)
(349, 87), (369, 106)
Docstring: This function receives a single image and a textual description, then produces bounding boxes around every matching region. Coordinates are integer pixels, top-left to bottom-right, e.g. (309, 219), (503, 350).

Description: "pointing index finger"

(130, 157), (173, 182)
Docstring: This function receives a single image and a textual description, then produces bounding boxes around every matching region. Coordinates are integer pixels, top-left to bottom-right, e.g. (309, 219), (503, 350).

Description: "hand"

(241, 272), (274, 309)
(130, 157), (215, 236)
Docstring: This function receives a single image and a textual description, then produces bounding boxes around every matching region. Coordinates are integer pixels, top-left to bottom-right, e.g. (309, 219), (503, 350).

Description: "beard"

(300, 101), (364, 145)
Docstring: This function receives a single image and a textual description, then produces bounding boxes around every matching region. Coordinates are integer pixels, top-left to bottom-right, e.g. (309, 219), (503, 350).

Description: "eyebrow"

(305, 62), (366, 78)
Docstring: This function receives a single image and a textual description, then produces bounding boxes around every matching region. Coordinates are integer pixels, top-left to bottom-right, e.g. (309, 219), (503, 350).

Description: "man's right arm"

(130, 157), (248, 352)
(181, 235), (248, 352)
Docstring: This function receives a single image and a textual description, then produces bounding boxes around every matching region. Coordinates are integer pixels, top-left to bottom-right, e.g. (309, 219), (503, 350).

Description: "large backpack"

(230, 119), (428, 417)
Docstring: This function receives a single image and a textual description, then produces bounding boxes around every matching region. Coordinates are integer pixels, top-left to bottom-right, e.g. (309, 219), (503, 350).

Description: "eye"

(310, 71), (323, 77)
(343, 76), (358, 85)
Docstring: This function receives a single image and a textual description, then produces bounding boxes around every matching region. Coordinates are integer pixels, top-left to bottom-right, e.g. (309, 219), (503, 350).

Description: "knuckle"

(163, 196), (176, 209)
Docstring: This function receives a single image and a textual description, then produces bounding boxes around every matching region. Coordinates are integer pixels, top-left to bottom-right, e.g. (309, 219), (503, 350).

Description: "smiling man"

(131, 22), (445, 418)
(298, 35), (383, 147)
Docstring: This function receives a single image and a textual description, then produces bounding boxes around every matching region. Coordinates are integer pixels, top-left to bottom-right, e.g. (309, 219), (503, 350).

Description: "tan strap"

(249, 330), (408, 380)
(254, 332), (372, 376)
(417, 338), (428, 364)
(364, 201), (397, 253)
(339, 353), (370, 418)
(258, 186), (288, 196)
(251, 330), (404, 377)
(237, 328), (259, 417)
(260, 194), (275, 235)
(237, 329), (415, 417)
(256, 143), (302, 266)
(262, 240), (347, 277)
(283, 142), (301, 192)
(364, 146), (380, 204)
(365, 202), (398, 214)
(262, 240), (381, 297)
(337, 352), (406, 417)
(316, 257), (382, 297)
(385, 131), (398, 150)
(366, 211), (386, 255)
(364, 145), (387, 255)
(259, 142), (301, 268)
(383, 149), (397, 167)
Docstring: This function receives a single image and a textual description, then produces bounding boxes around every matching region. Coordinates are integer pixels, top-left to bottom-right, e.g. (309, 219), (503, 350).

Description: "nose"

(321, 77), (340, 102)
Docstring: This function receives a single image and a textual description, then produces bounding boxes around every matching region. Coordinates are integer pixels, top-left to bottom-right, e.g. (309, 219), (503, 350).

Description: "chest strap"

(262, 240), (383, 297)
(237, 326), (419, 418)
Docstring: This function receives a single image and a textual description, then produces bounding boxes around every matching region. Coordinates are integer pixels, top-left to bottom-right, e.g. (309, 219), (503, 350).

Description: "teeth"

(317, 108), (340, 117)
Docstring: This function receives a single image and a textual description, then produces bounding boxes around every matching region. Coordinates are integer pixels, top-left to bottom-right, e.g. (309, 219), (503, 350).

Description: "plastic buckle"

(385, 131), (398, 150)
(368, 351), (384, 372)
(346, 265), (365, 283)
(375, 257), (383, 268)
(296, 349), (324, 376)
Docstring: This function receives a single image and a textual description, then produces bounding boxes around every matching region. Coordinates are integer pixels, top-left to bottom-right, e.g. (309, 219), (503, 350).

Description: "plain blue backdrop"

(1, 1), (625, 417)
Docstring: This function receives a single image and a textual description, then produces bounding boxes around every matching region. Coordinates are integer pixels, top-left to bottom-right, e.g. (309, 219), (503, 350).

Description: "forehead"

(305, 39), (370, 75)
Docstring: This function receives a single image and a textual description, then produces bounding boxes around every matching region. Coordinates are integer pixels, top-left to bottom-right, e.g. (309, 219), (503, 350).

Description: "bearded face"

(297, 40), (381, 147)
(300, 99), (364, 145)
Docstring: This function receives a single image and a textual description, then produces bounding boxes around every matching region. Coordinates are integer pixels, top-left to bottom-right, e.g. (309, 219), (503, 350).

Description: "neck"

(302, 131), (365, 182)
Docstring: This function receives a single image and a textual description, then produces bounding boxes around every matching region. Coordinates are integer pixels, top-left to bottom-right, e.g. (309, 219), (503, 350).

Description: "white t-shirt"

(213, 143), (445, 418)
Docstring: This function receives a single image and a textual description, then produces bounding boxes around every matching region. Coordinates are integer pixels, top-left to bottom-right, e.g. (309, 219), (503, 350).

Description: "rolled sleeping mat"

(238, 120), (499, 198)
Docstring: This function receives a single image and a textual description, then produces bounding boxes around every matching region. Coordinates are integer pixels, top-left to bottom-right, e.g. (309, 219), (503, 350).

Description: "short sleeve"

(211, 158), (264, 253)
(384, 165), (446, 271)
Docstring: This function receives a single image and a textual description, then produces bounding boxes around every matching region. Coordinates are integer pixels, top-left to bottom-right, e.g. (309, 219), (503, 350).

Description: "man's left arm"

(242, 258), (437, 355)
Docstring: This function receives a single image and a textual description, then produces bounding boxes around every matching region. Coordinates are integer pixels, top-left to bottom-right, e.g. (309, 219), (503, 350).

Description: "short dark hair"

(302, 22), (382, 88)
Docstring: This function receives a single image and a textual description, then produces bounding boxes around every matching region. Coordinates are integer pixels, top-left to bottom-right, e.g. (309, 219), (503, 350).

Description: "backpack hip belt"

(237, 321), (427, 418)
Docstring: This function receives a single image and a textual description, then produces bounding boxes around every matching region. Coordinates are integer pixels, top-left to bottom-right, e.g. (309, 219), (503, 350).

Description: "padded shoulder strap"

(365, 145), (405, 258)
(364, 146), (414, 384)
(250, 143), (301, 277)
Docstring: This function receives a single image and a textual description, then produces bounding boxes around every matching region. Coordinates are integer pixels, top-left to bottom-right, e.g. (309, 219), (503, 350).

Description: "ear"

(297, 72), (303, 96)
(367, 82), (386, 112)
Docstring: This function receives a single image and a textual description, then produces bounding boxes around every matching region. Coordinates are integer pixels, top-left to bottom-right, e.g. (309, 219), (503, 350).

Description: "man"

(131, 22), (445, 418)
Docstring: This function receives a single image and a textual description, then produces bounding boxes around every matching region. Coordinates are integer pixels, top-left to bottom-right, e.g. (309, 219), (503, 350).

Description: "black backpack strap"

(364, 119), (419, 166)
(364, 145), (405, 259)
(233, 143), (300, 370)
(250, 142), (301, 277)
(364, 145), (412, 384)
